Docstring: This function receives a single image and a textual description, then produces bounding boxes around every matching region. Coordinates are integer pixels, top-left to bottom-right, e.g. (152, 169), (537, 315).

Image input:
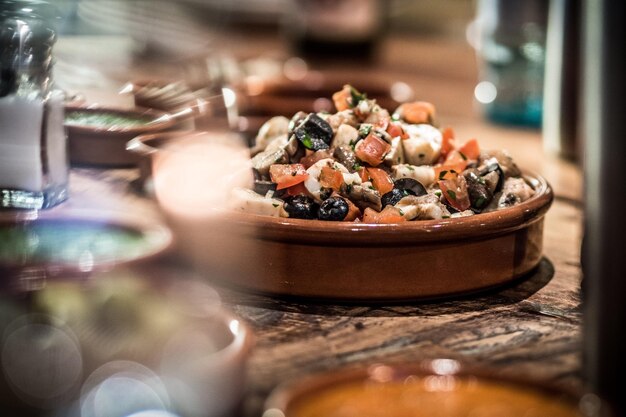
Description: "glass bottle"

(0, 0), (68, 209)
(472, 0), (547, 127)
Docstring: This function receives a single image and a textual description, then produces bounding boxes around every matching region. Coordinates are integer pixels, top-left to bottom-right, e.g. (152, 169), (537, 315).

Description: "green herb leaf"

(398, 209), (405, 216)
(301, 132), (313, 149)
(442, 215), (450, 219)
(272, 203), (279, 208)
(353, 162), (362, 171)
(439, 170), (448, 180)
(435, 190), (442, 197)
(350, 87), (367, 108)
(459, 151), (467, 161)
(475, 196), (486, 207)
(359, 124), (372, 137)
(446, 190), (457, 200)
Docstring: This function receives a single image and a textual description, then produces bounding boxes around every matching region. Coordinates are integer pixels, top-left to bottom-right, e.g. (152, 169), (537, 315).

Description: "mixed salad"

(232, 85), (534, 223)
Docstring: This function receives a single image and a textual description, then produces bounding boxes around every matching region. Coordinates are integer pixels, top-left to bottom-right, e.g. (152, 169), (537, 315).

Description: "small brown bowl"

(0, 265), (253, 416)
(0, 209), (172, 293)
(64, 105), (181, 167)
(265, 360), (607, 417)
(164, 172), (552, 302)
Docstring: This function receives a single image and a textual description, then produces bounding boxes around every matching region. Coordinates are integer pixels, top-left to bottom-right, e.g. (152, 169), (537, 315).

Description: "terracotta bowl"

(64, 105), (182, 167)
(264, 360), (607, 417)
(236, 73), (412, 139)
(0, 209), (172, 292)
(0, 266), (253, 416)
(164, 172), (553, 302)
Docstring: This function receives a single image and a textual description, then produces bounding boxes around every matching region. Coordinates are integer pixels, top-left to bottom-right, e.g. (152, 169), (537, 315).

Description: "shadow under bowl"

(164, 172), (553, 302)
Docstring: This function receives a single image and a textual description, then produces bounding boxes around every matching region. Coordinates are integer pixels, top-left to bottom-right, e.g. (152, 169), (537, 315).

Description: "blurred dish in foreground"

(0, 267), (253, 417)
(0, 209), (172, 291)
(265, 360), (606, 417)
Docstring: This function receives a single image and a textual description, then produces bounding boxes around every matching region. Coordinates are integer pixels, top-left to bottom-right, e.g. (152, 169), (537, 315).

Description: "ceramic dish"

(64, 105), (183, 167)
(0, 266), (253, 416)
(264, 360), (605, 417)
(0, 209), (172, 292)
(165, 172), (553, 301)
(237, 73), (412, 139)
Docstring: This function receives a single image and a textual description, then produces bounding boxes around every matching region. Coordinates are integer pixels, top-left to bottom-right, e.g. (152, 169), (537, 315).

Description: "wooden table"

(54, 32), (584, 416)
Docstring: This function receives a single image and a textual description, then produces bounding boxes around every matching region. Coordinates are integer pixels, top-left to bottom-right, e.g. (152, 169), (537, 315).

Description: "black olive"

(253, 180), (277, 196)
(283, 195), (319, 219)
(479, 161), (504, 192)
(318, 196), (349, 221)
(381, 188), (405, 208)
(294, 113), (333, 151)
(393, 178), (427, 196)
(464, 169), (493, 213)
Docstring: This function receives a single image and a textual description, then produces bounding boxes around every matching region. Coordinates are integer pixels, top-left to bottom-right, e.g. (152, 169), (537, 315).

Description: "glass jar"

(471, 0), (548, 127)
(0, 0), (68, 209)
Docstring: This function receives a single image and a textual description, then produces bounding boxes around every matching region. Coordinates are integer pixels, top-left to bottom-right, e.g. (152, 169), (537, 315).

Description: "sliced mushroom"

(341, 181), (382, 212)
(333, 146), (358, 171)
(395, 193), (451, 220)
(252, 116), (290, 155)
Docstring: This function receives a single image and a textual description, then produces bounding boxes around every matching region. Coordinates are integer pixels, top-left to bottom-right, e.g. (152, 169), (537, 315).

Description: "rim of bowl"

(265, 359), (592, 416)
(199, 307), (255, 366)
(64, 105), (177, 134)
(0, 208), (173, 272)
(208, 171), (553, 245)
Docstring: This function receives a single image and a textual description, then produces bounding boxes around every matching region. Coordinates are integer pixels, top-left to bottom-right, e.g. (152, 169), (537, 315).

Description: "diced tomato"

(434, 163), (466, 181)
(319, 166), (344, 191)
(366, 167), (394, 195)
(362, 206), (407, 224)
(440, 127), (456, 158)
(299, 149), (333, 169)
(269, 164), (308, 190)
(354, 133), (391, 167)
(457, 137), (480, 161)
(357, 167), (370, 182)
(283, 182), (309, 197)
(400, 101), (436, 124)
(332, 85), (352, 112)
(439, 176), (470, 211)
(387, 122), (409, 140)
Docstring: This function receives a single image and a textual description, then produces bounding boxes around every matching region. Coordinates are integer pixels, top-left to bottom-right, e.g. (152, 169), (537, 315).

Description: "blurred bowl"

(64, 105), (185, 167)
(0, 266), (253, 417)
(162, 172), (552, 302)
(236, 72), (413, 139)
(265, 360), (607, 417)
(126, 130), (248, 194)
(0, 209), (172, 292)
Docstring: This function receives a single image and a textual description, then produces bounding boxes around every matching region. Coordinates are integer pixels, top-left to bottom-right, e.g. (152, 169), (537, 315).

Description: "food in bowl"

(236, 85), (535, 223)
(266, 363), (589, 417)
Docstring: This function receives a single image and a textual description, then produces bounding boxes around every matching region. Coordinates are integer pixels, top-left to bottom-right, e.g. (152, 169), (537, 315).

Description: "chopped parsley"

(438, 170), (448, 180)
(459, 151), (468, 161)
(407, 165), (415, 171)
(300, 132), (313, 149)
(359, 124), (372, 137)
(353, 162), (362, 170)
(368, 185), (375, 190)
(475, 196), (486, 207)
(398, 209), (405, 216)
(446, 190), (457, 200)
(442, 215), (450, 219)
(272, 203), (279, 208)
(350, 87), (367, 108)
(435, 190), (442, 197)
